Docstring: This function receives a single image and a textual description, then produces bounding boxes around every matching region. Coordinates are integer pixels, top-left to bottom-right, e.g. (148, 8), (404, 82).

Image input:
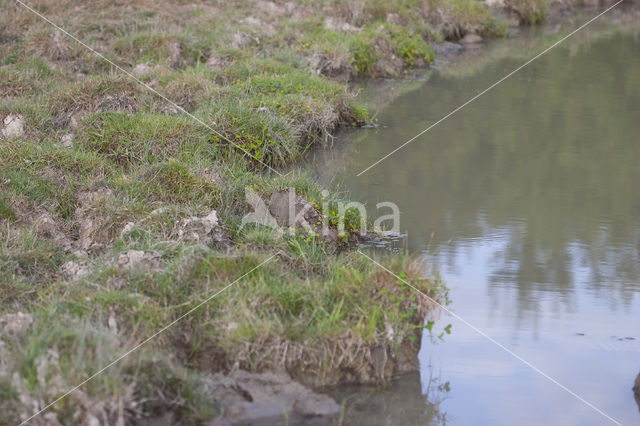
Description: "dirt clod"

(116, 250), (161, 270)
(132, 63), (153, 76)
(0, 312), (33, 337)
(308, 52), (355, 82)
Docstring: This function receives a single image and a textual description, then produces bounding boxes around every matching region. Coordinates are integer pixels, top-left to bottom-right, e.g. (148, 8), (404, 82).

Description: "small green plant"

(349, 34), (379, 74)
(388, 26), (434, 67)
(0, 195), (15, 221)
(343, 206), (364, 234)
(58, 177), (76, 220)
(482, 17), (508, 38)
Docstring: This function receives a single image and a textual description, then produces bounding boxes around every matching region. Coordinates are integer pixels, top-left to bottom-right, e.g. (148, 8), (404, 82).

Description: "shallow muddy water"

(312, 10), (640, 426)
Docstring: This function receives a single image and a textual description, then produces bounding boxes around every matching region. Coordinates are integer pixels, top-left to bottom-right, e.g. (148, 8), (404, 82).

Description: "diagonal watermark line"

(13, 0), (288, 177)
(356, 0), (624, 176)
(357, 250), (622, 425)
(18, 255), (276, 426)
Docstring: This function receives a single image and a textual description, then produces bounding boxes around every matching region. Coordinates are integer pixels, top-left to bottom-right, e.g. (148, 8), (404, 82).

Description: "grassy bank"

(0, 0), (588, 423)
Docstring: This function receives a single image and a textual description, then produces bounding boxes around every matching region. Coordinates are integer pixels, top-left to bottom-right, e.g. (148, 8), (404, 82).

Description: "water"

(312, 10), (640, 426)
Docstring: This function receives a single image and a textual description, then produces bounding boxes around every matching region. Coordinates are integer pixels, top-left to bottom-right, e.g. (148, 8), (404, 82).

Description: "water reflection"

(309, 11), (640, 425)
(326, 372), (449, 425)
(311, 24), (640, 319)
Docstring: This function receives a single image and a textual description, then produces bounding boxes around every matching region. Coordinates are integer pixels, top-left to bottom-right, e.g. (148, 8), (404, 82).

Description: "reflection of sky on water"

(308, 13), (640, 424)
(418, 231), (640, 425)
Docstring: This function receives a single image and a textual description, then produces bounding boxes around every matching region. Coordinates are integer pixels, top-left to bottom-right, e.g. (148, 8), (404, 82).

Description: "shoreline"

(0, 0), (635, 424)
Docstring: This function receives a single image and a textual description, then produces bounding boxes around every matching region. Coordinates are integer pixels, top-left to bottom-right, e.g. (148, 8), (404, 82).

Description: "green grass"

(112, 32), (180, 65)
(79, 112), (209, 167)
(0, 195), (15, 221)
(388, 25), (435, 67)
(0, 225), (446, 421)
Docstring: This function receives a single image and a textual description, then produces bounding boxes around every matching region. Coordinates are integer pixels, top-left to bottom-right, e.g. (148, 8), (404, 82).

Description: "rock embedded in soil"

(179, 210), (232, 250)
(1, 114), (25, 139)
(60, 133), (74, 148)
(207, 370), (340, 425)
(116, 250), (161, 270)
(61, 261), (91, 281)
(120, 221), (136, 237)
(268, 190), (322, 230)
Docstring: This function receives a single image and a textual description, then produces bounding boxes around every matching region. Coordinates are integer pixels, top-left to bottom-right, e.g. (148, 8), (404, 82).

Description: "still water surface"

(314, 12), (640, 425)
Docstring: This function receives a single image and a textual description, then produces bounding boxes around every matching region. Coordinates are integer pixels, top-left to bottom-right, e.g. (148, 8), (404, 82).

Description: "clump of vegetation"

(129, 161), (220, 204)
(439, 0), (508, 39)
(112, 31), (181, 65)
(0, 196), (15, 221)
(350, 32), (380, 74)
(504, 0), (548, 25)
(79, 112), (207, 166)
(388, 25), (434, 67)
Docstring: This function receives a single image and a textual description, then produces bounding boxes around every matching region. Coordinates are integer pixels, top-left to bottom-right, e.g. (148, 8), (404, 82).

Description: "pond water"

(312, 9), (640, 426)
